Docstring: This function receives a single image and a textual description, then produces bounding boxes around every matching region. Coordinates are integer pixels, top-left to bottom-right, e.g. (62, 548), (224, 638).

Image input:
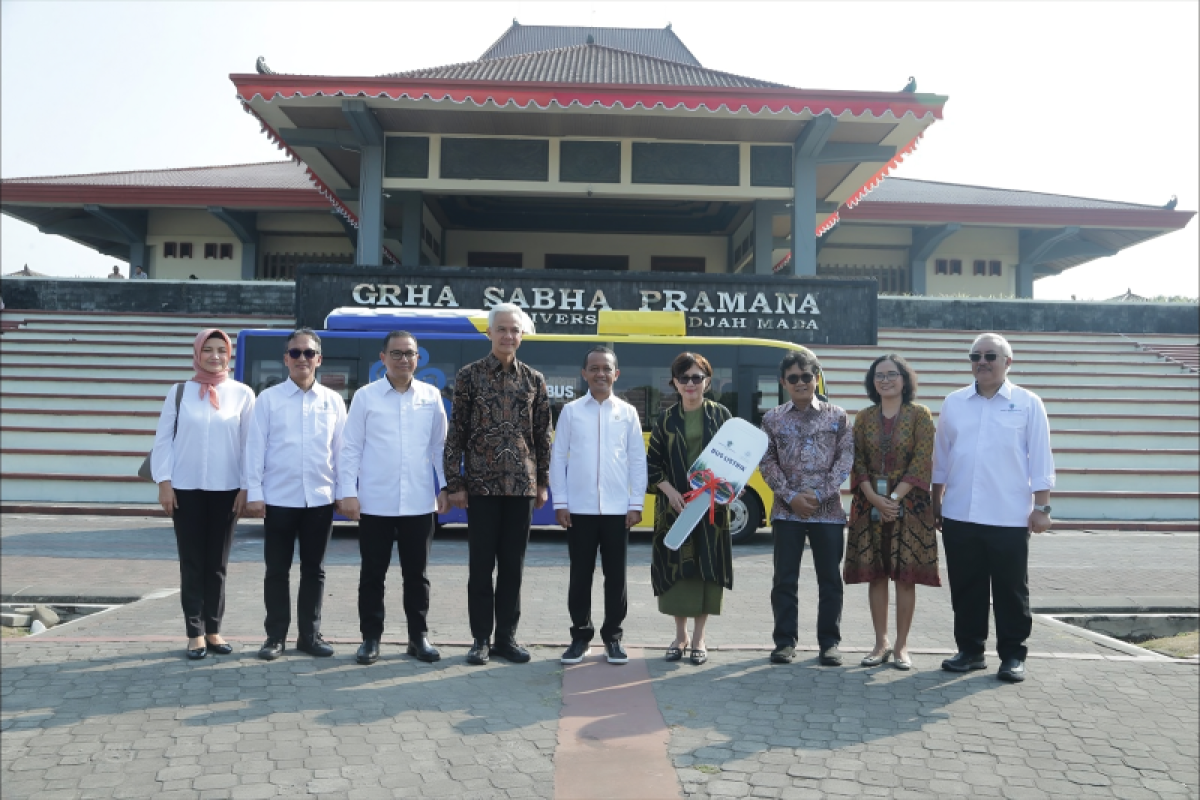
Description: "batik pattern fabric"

(844, 403), (941, 587)
(647, 400), (734, 597)
(443, 353), (552, 497)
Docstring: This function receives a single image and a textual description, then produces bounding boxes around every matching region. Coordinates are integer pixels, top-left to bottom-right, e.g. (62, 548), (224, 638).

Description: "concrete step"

(2, 330), (204, 344)
(1053, 448), (1200, 469)
(1038, 492), (1200, 521)
(0, 377), (180, 397)
(1052, 469), (1199, 492)
(1, 427), (153, 451)
(3, 451), (146, 477)
(0, 474), (159, 503)
(0, 366), (195, 381)
(837, 408), (1199, 433)
(0, 394), (166, 412)
(0, 409), (158, 430)
(0, 344), (238, 359)
(1051, 429), (1198, 449)
(1, 310), (289, 327)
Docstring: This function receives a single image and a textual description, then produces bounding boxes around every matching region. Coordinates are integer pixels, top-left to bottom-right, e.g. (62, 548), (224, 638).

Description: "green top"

(683, 406), (705, 465)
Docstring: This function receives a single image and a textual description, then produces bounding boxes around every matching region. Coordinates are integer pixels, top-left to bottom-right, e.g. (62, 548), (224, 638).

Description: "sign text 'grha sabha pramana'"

(295, 265), (878, 345)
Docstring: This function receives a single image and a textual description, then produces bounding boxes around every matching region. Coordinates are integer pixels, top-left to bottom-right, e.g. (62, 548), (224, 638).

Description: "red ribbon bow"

(683, 468), (734, 524)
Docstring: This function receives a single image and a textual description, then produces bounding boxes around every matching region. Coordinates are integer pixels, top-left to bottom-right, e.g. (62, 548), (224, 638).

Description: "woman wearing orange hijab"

(151, 329), (255, 659)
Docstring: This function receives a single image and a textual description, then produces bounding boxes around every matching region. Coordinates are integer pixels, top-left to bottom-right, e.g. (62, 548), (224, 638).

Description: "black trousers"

(263, 504), (334, 641)
(357, 513), (436, 641)
(771, 520), (845, 649)
(566, 514), (629, 643)
(172, 489), (238, 638)
(942, 518), (1032, 661)
(466, 495), (534, 643)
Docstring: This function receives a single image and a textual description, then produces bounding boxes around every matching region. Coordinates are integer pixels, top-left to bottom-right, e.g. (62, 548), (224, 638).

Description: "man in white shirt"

(339, 330), (450, 666)
(550, 346), (647, 666)
(245, 328), (347, 661)
(932, 333), (1055, 683)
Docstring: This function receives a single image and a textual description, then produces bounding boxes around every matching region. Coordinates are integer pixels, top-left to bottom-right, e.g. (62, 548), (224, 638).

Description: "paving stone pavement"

(1, 515), (1197, 799)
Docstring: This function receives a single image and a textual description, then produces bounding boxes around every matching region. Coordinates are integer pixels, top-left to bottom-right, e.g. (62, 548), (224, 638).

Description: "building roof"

(864, 177), (1166, 211)
(480, 22), (701, 66)
(1, 161), (316, 191)
(382, 43), (785, 89)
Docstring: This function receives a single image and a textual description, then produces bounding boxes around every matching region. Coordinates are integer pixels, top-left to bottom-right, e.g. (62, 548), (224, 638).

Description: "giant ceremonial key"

(663, 418), (770, 551)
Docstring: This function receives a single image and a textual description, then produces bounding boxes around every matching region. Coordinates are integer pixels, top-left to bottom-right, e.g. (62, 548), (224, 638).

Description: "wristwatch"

(888, 492), (899, 501)
(1033, 504), (1052, 514)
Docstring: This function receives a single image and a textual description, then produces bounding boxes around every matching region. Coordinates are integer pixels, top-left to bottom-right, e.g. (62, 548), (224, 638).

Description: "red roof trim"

(0, 184), (329, 209)
(842, 202), (1196, 230)
(230, 74), (946, 120)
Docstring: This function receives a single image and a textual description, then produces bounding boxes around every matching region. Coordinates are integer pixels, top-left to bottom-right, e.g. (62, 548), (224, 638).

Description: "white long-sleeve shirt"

(245, 378), (347, 507)
(933, 380), (1056, 528)
(151, 380), (255, 491)
(550, 391), (647, 515)
(338, 375), (448, 517)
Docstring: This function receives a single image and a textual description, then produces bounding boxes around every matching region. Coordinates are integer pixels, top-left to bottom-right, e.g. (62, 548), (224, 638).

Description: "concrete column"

(356, 145), (385, 266)
(1016, 262), (1035, 298)
(401, 191), (423, 268)
(791, 156), (818, 276)
(753, 201), (776, 275)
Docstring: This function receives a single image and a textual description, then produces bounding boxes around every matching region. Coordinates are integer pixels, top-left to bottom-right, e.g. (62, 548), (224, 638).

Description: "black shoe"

(206, 640), (234, 656)
(997, 658), (1026, 682)
(604, 640), (628, 664)
(561, 639), (591, 664)
(819, 646), (843, 666)
(406, 637), (441, 663)
(296, 633), (334, 658)
(186, 645), (207, 660)
(356, 639), (380, 665)
(941, 652), (987, 672)
(770, 645), (796, 664)
(466, 638), (490, 665)
(491, 640), (531, 663)
(258, 638), (285, 661)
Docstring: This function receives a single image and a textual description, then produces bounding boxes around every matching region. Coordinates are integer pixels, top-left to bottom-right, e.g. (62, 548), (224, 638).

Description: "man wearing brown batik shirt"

(444, 303), (552, 665)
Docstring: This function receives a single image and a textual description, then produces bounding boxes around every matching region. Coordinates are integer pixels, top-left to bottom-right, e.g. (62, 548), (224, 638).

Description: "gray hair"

(970, 332), (1013, 358)
(488, 303), (536, 334)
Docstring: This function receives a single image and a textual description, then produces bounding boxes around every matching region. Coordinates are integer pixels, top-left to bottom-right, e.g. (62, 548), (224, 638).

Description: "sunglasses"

(968, 353), (1002, 363)
(675, 374), (707, 385)
(287, 348), (319, 360)
(784, 373), (816, 385)
(387, 350), (419, 361)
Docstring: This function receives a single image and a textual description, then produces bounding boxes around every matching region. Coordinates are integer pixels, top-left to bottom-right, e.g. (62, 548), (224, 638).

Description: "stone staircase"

(818, 329), (1199, 523)
(0, 309), (292, 507)
(0, 311), (1196, 524)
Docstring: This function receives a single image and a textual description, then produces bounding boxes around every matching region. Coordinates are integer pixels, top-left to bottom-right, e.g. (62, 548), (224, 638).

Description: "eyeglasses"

(675, 374), (707, 385)
(874, 371), (901, 382)
(387, 350), (419, 361)
(287, 348), (319, 360)
(969, 352), (1002, 363)
(784, 373), (816, 385)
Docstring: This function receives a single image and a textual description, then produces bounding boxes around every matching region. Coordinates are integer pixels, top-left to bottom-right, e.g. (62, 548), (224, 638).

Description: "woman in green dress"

(844, 354), (940, 671)
(647, 352), (733, 665)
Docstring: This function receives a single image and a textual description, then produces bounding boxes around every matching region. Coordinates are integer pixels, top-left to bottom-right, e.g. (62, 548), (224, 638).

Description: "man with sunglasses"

(933, 333), (1055, 683)
(759, 349), (854, 666)
(339, 330), (450, 665)
(246, 328), (347, 661)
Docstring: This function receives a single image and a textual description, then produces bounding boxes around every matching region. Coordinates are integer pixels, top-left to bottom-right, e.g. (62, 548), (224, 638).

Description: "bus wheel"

(729, 490), (764, 545)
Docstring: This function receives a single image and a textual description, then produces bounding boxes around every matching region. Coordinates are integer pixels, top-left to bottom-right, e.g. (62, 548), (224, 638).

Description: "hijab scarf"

(191, 328), (231, 409)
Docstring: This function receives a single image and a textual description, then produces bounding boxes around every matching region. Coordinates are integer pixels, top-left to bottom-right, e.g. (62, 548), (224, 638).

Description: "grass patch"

(1, 626), (30, 638)
(1140, 631), (1198, 658)
(695, 764), (721, 774)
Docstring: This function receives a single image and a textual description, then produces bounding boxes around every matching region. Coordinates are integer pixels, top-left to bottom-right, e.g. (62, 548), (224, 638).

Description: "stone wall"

(2, 277), (1196, 335)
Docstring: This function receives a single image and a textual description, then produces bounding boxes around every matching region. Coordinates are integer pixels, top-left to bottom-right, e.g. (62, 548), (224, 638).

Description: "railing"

(818, 264), (911, 294)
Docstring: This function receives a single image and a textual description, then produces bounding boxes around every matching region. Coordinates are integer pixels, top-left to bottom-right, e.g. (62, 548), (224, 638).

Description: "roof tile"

(480, 23), (701, 66)
(1, 161), (314, 191)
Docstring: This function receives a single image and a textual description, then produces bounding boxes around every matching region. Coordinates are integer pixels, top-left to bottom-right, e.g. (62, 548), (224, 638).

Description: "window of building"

(545, 254), (629, 271)
(219, 243), (234, 259)
(651, 256), (706, 273)
(467, 251), (523, 269)
(973, 259), (987, 276)
(163, 242), (177, 258)
(935, 258), (948, 275)
(949, 259), (962, 275)
(204, 243), (218, 259)
(989, 260), (1002, 276)
(178, 242), (193, 258)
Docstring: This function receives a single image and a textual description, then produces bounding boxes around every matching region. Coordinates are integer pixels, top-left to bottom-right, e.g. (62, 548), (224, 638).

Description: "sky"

(1, 0), (1197, 300)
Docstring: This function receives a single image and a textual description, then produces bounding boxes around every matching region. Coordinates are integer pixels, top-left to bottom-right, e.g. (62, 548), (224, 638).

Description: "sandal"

(665, 640), (689, 662)
(690, 648), (707, 665)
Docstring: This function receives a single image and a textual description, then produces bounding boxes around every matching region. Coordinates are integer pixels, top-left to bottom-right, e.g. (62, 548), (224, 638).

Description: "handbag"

(137, 383), (184, 481)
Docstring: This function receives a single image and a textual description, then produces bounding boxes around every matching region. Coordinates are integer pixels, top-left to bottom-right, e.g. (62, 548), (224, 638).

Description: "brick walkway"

(2, 515), (1197, 798)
